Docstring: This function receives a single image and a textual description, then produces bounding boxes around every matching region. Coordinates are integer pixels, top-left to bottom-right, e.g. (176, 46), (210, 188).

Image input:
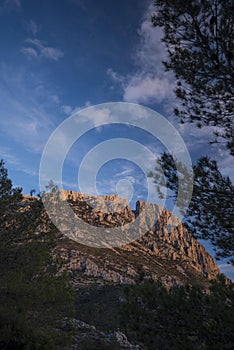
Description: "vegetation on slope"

(0, 160), (75, 350)
(120, 276), (234, 350)
(0, 159), (233, 350)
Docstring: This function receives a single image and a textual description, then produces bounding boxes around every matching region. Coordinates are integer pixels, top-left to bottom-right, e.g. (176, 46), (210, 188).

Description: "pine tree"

(0, 160), (75, 349)
(152, 0), (234, 154)
(148, 153), (234, 263)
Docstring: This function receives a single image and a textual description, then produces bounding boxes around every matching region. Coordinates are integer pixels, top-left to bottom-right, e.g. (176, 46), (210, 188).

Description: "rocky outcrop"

(61, 318), (140, 349)
(135, 201), (219, 279)
(55, 190), (220, 287)
(59, 190), (135, 226)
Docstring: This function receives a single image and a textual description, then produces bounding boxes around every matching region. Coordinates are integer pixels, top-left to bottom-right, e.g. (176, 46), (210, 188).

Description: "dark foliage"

(149, 153), (234, 263)
(121, 277), (234, 350)
(152, 0), (234, 154)
(0, 160), (75, 349)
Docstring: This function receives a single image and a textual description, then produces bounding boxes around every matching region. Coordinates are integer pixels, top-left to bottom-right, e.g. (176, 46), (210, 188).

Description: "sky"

(0, 0), (233, 279)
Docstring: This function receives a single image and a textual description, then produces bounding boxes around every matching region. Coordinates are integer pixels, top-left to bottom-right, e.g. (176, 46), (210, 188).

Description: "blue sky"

(0, 0), (233, 278)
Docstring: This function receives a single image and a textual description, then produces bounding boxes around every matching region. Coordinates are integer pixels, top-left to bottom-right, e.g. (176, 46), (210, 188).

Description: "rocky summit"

(46, 190), (220, 289)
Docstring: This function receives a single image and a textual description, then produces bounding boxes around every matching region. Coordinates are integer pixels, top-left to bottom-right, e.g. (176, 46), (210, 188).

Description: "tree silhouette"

(0, 160), (75, 349)
(152, 0), (234, 154)
(149, 153), (234, 263)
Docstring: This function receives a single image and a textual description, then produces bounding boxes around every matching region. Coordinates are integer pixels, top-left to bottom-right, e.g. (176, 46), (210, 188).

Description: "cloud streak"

(0, 147), (36, 176)
(25, 20), (40, 36)
(0, 63), (57, 153)
(21, 38), (64, 61)
(0, 0), (21, 12)
(107, 4), (174, 105)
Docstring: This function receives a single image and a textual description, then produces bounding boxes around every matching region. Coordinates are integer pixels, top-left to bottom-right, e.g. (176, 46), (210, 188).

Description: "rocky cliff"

(52, 190), (220, 288)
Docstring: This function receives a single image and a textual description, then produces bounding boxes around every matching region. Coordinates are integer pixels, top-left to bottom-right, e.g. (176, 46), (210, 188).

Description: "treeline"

(0, 160), (75, 349)
(120, 277), (234, 350)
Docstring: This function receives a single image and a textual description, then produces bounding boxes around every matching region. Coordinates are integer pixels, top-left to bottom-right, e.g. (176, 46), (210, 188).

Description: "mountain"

(35, 189), (221, 289)
(12, 192), (232, 349)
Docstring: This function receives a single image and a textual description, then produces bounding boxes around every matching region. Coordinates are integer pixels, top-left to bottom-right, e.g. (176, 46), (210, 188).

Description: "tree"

(0, 159), (22, 216)
(120, 278), (234, 350)
(30, 189), (36, 196)
(148, 153), (234, 263)
(0, 160), (75, 349)
(152, 0), (234, 154)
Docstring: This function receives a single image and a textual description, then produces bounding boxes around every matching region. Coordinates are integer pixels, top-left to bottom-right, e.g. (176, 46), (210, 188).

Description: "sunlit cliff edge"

(22, 189), (228, 289)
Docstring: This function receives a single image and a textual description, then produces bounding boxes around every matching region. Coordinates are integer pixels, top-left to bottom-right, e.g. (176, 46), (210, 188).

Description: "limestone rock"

(52, 190), (221, 287)
(23, 191), (223, 287)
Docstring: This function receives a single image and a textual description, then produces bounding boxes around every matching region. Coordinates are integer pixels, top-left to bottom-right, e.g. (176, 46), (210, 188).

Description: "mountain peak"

(40, 190), (222, 288)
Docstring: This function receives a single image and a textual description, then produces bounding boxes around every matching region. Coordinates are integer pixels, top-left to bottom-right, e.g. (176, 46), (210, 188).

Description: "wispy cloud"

(61, 105), (73, 115)
(59, 101), (92, 117)
(0, 0), (21, 12)
(60, 180), (78, 190)
(71, 101), (92, 114)
(21, 38), (64, 61)
(20, 47), (38, 59)
(77, 106), (113, 129)
(176, 122), (234, 181)
(0, 147), (36, 176)
(25, 20), (40, 36)
(107, 4), (174, 105)
(0, 63), (57, 153)
(113, 165), (136, 179)
(50, 94), (61, 104)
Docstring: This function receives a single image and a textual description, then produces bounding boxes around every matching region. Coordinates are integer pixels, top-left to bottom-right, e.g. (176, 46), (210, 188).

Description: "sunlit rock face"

(54, 190), (220, 287)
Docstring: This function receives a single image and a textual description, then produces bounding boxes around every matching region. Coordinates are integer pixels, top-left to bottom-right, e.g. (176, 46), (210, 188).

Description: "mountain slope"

(48, 190), (221, 288)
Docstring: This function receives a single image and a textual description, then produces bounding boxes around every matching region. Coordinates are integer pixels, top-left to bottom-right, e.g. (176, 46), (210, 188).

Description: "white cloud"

(91, 109), (112, 127)
(114, 165), (135, 179)
(78, 107), (113, 128)
(25, 38), (42, 47)
(107, 4), (174, 106)
(21, 38), (64, 61)
(107, 68), (124, 85)
(123, 76), (173, 104)
(40, 46), (64, 60)
(176, 121), (234, 181)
